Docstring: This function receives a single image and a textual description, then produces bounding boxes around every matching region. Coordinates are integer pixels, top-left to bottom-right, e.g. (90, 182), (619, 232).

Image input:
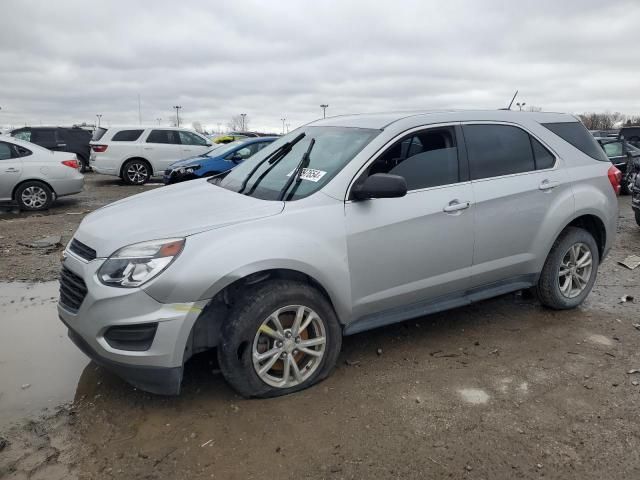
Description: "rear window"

(92, 127), (107, 141)
(542, 122), (609, 162)
(112, 129), (144, 141)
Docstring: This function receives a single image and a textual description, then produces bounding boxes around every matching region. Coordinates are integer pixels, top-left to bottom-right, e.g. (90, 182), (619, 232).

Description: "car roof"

(309, 110), (578, 130)
(2, 136), (52, 153)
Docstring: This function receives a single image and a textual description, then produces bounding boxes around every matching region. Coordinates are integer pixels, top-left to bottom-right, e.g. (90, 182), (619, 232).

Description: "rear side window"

(92, 127), (107, 141)
(146, 130), (181, 144)
(31, 129), (56, 144)
(542, 122), (609, 162)
(0, 142), (13, 160)
(112, 129), (144, 142)
(530, 137), (555, 170)
(464, 125), (535, 179)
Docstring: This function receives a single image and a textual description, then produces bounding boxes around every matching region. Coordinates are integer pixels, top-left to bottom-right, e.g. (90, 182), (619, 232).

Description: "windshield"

(209, 140), (243, 156)
(216, 126), (379, 201)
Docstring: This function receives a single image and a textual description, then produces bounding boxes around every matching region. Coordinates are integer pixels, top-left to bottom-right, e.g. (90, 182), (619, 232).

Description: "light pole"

(96, 114), (102, 128)
(320, 104), (329, 119)
(281, 118), (286, 135)
(286, 123), (290, 133)
(240, 113), (247, 132)
(173, 106), (182, 127)
(516, 102), (526, 111)
(156, 118), (162, 125)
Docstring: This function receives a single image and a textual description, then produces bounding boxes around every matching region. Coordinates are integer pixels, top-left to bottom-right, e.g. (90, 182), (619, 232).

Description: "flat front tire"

(536, 227), (599, 309)
(218, 280), (342, 398)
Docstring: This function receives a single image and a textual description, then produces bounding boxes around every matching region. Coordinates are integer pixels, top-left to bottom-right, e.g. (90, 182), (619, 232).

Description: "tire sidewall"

(543, 228), (599, 309)
(122, 160), (150, 185)
(218, 281), (342, 398)
(15, 181), (53, 211)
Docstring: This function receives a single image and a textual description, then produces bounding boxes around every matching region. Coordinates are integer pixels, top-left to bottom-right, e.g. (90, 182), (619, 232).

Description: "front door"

(143, 129), (185, 174)
(346, 125), (474, 321)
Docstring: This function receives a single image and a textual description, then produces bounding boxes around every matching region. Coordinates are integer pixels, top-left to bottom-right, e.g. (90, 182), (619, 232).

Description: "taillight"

(92, 145), (108, 153)
(608, 165), (622, 195)
(62, 160), (79, 169)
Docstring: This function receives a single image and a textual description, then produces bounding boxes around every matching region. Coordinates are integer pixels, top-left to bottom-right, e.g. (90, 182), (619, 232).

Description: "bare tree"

(227, 115), (250, 132)
(191, 121), (203, 133)
(625, 116), (640, 126)
(578, 112), (626, 130)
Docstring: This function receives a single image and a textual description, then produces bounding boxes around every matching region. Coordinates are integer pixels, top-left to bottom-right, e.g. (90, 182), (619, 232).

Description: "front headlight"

(98, 238), (185, 288)
(176, 165), (201, 174)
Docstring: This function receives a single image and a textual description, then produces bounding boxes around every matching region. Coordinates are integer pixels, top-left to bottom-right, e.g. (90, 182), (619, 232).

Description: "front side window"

(542, 122), (609, 162)
(112, 129), (144, 142)
(464, 124), (540, 180)
(178, 131), (208, 146)
(366, 127), (459, 190)
(146, 130), (180, 144)
(0, 142), (13, 160)
(218, 126), (379, 201)
(31, 129), (56, 144)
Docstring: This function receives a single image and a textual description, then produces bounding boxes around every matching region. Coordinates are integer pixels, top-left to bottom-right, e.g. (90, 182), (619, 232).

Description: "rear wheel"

(15, 181), (54, 211)
(218, 280), (342, 398)
(122, 159), (151, 185)
(537, 227), (599, 309)
(622, 170), (636, 196)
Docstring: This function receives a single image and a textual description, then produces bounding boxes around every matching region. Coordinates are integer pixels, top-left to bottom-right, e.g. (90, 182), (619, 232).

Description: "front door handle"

(443, 200), (471, 213)
(539, 180), (560, 191)
(5, 168), (20, 173)
(143, 147), (153, 150)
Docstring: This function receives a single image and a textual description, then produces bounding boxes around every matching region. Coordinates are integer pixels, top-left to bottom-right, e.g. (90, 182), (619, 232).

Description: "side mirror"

(352, 173), (407, 200)
(205, 143), (212, 147)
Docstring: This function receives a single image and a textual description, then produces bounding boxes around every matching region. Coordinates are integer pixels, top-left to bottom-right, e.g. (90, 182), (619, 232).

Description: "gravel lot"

(1, 176), (639, 479)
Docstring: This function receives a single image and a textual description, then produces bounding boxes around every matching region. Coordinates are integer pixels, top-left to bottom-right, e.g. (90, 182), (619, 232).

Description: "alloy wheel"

(558, 242), (593, 298)
(126, 163), (148, 184)
(252, 305), (326, 388)
(21, 186), (48, 209)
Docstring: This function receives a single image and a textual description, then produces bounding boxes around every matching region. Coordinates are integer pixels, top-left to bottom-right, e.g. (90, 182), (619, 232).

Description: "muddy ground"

(1, 177), (639, 479)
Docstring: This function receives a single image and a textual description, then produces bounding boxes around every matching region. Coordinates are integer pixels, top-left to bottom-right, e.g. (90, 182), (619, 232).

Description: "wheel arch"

(12, 177), (56, 201)
(119, 157), (153, 179)
(185, 268), (342, 361)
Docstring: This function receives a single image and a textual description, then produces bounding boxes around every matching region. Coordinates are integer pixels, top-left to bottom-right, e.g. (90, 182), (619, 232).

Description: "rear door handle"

(143, 147), (153, 150)
(539, 180), (560, 191)
(443, 200), (471, 213)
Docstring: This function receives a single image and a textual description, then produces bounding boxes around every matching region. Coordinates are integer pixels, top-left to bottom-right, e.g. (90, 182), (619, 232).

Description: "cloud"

(1, 0), (639, 132)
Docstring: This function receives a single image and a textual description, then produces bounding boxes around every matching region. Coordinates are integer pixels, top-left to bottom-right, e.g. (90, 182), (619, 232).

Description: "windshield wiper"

(237, 133), (305, 194)
(278, 138), (315, 201)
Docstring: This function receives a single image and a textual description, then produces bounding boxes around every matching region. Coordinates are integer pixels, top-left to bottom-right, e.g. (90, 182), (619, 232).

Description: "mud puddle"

(0, 281), (88, 429)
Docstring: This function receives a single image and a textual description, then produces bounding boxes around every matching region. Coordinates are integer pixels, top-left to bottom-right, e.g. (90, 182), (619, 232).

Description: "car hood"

(74, 179), (283, 257)
(169, 154), (222, 168)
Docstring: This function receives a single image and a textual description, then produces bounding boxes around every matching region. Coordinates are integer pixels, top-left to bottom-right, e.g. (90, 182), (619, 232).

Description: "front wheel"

(536, 227), (599, 309)
(218, 280), (342, 398)
(122, 159), (151, 185)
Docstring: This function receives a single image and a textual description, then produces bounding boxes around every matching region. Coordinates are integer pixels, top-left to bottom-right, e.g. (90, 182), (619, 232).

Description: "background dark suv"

(11, 126), (92, 172)
(619, 126), (640, 148)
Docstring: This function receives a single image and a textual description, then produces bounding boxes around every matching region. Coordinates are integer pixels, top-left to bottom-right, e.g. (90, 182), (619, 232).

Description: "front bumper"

(57, 248), (210, 394)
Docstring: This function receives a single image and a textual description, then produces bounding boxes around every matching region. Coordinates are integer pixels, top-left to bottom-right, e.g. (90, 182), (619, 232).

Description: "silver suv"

(58, 110), (620, 397)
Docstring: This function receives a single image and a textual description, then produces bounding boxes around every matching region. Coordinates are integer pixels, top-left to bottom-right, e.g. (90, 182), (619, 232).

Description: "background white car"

(0, 137), (84, 210)
(90, 127), (213, 184)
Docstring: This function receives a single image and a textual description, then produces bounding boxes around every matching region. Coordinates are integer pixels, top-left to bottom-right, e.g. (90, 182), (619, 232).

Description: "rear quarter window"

(111, 129), (144, 141)
(542, 122), (609, 162)
(92, 127), (107, 141)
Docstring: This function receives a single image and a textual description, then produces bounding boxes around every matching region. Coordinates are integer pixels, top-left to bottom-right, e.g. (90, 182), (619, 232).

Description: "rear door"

(30, 128), (59, 151)
(143, 129), (184, 174)
(462, 123), (569, 287)
(0, 141), (23, 201)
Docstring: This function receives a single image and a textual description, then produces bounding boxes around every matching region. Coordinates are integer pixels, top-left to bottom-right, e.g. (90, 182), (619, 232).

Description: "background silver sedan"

(0, 136), (84, 210)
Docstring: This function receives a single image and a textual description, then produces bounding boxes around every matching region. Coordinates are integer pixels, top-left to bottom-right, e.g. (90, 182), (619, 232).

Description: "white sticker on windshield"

(287, 168), (327, 182)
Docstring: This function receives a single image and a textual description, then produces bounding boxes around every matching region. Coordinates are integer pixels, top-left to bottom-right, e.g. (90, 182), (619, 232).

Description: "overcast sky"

(1, 0), (639, 133)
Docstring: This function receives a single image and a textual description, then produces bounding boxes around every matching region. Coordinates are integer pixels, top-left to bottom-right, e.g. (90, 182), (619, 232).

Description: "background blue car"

(163, 136), (277, 184)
